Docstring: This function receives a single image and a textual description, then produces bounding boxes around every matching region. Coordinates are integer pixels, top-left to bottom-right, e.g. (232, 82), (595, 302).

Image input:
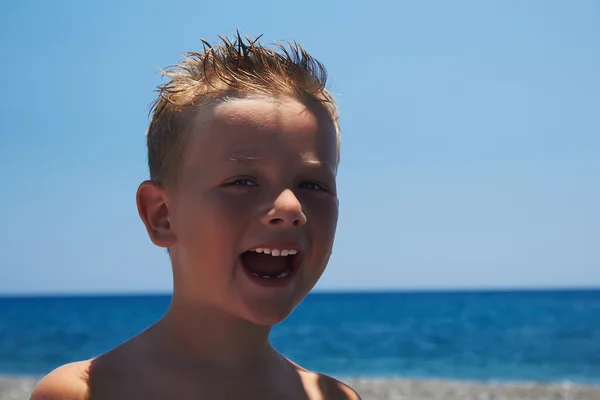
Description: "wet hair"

(146, 32), (340, 186)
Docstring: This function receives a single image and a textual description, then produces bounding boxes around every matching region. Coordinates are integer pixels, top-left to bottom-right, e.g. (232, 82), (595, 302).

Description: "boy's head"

(146, 33), (340, 187)
(137, 34), (340, 326)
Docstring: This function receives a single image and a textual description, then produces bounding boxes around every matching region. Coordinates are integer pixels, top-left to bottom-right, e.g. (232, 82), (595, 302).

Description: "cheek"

(205, 192), (258, 223)
(303, 199), (338, 288)
(174, 192), (251, 255)
(306, 193), (338, 219)
(305, 196), (339, 244)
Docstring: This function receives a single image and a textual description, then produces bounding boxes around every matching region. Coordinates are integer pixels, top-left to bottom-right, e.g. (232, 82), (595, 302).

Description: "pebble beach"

(2, 376), (599, 400)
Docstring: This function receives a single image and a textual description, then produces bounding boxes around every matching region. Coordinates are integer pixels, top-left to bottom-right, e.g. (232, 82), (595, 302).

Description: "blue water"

(1, 290), (599, 383)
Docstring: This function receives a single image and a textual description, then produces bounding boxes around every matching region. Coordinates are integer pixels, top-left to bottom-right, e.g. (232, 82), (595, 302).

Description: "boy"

(31, 33), (360, 400)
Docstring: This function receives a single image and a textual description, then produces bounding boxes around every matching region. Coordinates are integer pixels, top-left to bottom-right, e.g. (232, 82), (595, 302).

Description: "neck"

(149, 293), (277, 371)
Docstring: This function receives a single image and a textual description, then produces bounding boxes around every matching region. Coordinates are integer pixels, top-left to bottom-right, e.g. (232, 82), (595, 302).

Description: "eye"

(299, 181), (325, 191)
(227, 178), (258, 187)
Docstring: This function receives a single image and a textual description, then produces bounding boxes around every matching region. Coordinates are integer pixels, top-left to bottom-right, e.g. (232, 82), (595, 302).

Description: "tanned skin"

(30, 96), (361, 400)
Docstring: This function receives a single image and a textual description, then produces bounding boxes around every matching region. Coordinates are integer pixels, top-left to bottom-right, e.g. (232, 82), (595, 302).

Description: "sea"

(1, 290), (599, 383)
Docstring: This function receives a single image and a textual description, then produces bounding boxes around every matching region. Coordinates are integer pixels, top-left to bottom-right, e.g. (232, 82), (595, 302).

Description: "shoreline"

(2, 375), (600, 400)
(344, 377), (600, 399)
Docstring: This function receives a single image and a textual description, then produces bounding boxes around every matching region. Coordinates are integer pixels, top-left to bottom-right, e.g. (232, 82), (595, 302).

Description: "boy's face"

(158, 96), (338, 325)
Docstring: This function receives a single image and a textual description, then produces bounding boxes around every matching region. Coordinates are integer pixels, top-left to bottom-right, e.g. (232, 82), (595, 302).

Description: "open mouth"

(240, 247), (300, 280)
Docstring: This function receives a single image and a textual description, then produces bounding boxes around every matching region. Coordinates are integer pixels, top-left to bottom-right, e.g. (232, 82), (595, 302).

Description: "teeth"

(246, 247), (297, 280)
(251, 269), (292, 279)
(251, 248), (298, 256)
(277, 269), (291, 278)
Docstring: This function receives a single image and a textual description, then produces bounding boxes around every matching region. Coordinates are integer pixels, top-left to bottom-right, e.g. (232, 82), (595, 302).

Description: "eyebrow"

(299, 154), (337, 172)
(303, 159), (336, 171)
(227, 155), (337, 174)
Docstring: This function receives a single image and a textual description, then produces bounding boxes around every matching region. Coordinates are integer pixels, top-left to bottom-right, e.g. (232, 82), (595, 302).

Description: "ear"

(136, 180), (177, 248)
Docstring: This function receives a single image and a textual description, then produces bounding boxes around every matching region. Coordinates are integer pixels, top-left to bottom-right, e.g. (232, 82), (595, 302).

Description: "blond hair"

(146, 33), (340, 186)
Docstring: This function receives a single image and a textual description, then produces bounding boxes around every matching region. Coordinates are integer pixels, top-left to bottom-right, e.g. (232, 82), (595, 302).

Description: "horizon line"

(1, 286), (599, 299)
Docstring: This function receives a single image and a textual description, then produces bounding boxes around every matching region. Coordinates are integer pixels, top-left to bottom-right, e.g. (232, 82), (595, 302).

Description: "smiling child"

(31, 33), (359, 400)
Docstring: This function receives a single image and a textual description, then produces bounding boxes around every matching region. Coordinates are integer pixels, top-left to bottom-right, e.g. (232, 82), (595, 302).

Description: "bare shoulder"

(315, 373), (362, 400)
(30, 360), (91, 400)
(290, 361), (361, 400)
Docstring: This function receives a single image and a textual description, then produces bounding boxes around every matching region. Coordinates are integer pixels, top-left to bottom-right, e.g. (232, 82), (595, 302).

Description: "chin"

(240, 300), (301, 326)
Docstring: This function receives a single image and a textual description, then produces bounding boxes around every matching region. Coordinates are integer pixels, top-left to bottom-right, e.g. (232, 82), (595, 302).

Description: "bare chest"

(87, 370), (325, 400)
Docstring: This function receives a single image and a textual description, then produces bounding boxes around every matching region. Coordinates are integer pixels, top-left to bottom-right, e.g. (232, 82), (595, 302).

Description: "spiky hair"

(146, 33), (340, 186)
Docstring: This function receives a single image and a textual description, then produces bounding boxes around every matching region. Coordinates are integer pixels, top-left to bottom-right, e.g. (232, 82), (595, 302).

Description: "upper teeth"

(253, 248), (298, 257)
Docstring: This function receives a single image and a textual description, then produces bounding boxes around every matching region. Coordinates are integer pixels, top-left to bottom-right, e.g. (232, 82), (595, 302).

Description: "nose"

(262, 189), (307, 227)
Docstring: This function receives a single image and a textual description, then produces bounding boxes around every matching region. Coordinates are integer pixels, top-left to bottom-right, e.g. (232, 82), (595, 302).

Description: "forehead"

(186, 96), (338, 169)
(214, 96), (316, 129)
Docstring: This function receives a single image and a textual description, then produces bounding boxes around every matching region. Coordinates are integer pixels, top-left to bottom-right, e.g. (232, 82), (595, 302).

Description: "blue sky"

(1, 1), (598, 294)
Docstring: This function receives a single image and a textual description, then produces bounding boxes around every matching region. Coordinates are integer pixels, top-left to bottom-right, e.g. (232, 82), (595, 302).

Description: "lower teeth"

(252, 269), (290, 279)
